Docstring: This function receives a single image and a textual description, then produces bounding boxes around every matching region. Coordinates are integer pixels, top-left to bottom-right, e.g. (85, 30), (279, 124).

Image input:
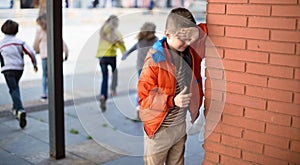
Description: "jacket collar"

(151, 37), (167, 63)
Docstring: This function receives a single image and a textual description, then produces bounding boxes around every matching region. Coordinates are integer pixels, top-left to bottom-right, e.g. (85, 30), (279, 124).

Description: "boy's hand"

(175, 27), (200, 45)
(34, 66), (38, 72)
(174, 86), (192, 108)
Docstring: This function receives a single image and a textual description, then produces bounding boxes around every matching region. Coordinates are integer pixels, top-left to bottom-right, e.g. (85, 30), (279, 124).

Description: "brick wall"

(203, 0), (300, 164)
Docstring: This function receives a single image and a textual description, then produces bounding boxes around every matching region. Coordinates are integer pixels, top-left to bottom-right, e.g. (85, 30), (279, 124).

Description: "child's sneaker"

(17, 110), (27, 129)
(40, 95), (48, 102)
(11, 109), (17, 117)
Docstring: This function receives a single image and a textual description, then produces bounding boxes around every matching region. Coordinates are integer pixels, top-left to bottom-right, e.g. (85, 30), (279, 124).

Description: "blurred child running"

(33, 12), (69, 102)
(96, 15), (126, 111)
(0, 19), (38, 129)
(121, 22), (158, 119)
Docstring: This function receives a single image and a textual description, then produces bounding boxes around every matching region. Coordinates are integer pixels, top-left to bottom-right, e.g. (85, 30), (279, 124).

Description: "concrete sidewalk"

(0, 91), (204, 165)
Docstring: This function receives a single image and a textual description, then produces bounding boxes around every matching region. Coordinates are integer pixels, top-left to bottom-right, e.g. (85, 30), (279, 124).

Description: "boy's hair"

(165, 7), (197, 34)
(1, 19), (19, 35)
(36, 12), (47, 30)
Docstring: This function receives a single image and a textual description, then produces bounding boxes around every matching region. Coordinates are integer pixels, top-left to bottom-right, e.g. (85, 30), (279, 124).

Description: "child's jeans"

(99, 57), (117, 99)
(42, 58), (48, 96)
(3, 70), (24, 111)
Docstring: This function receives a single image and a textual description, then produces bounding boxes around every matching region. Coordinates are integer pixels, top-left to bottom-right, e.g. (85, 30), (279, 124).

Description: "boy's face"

(165, 31), (189, 52)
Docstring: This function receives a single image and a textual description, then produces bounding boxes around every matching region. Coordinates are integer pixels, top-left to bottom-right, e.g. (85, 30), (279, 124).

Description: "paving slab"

(0, 148), (32, 165)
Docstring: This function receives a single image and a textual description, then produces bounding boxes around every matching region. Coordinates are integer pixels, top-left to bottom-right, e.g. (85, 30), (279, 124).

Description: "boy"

(0, 19), (38, 128)
(138, 7), (207, 165)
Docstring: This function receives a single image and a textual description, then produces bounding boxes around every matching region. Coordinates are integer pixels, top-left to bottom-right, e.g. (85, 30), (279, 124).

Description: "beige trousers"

(144, 123), (187, 165)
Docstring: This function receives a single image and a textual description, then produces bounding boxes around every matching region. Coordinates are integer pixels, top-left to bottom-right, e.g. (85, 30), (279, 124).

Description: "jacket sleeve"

(23, 42), (37, 67)
(190, 23), (207, 59)
(116, 41), (126, 54)
(138, 57), (175, 121)
(123, 43), (137, 58)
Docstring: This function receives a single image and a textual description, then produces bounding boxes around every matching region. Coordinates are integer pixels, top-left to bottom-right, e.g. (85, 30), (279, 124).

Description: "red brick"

(207, 25), (225, 36)
(204, 141), (241, 158)
(265, 145), (300, 163)
(272, 5), (300, 17)
(221, 155), (254, 165)
(223, 60), (245, 72)
(226, 82), (245, 94)
(205, 87), (224, 101)
(204, 102), (224, 127)
(205, 121), (220, 137)
(202, 160), (216, 165)
(247, 40), (295, 54)
(271, 30), (300, 42)
(268, 78), (300, 92)
(270, 53), (300, 67)
(266, 123), (300, 140)
(206, 58), (226, 70)
(226, 27), (269, 40)
(207, 0), (248, 3)
(298, 19), (300, 30)
(206, 79), (244, 94)
(268, 101), (300, 116)
(248, 17), (296, 30)
(246, 85), (293, 102)
(207, 132), (221, 143)
(247, 63), (294, 79)
(222, 135), (263, 153)
(205, 46), (224, 58)
(224, 49), (269, 63)
(244, 130), (290, 149)
(292, 116), (300, 128)
(207, 4), (225, 14)
(214, 123), (243, 137)
(205, 112), (223, 124)
(205, 100), (225, 114)
(204, 98), (212, 116)
(223, 104), (244, 116)
(205, 68), (223, 79)
(204, 151), (220, 163)
(245, 107), (291, 126)
(243, 151), (288, 165)
(226, 92), (267, 110)
(295, 69), (300, 80)
(223, 114), (265, 132)
(294, 92), (300, 104)
(226, 71), (267, 87)
(291, 140), (300, 152)
(207, 112), (223, 127)
(227, 4), (270, 16)
(249, 0), (297, 4)
(297, 43), (300, 55)
(207, 14), (247, 26)
(210, 36), (246, 49)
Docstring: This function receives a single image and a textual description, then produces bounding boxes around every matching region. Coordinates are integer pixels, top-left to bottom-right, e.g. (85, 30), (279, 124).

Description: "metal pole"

(46, 0), (65, 159)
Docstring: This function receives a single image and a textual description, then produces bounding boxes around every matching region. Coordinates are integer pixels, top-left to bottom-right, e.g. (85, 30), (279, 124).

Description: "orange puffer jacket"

(138, 24), (207, 138)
